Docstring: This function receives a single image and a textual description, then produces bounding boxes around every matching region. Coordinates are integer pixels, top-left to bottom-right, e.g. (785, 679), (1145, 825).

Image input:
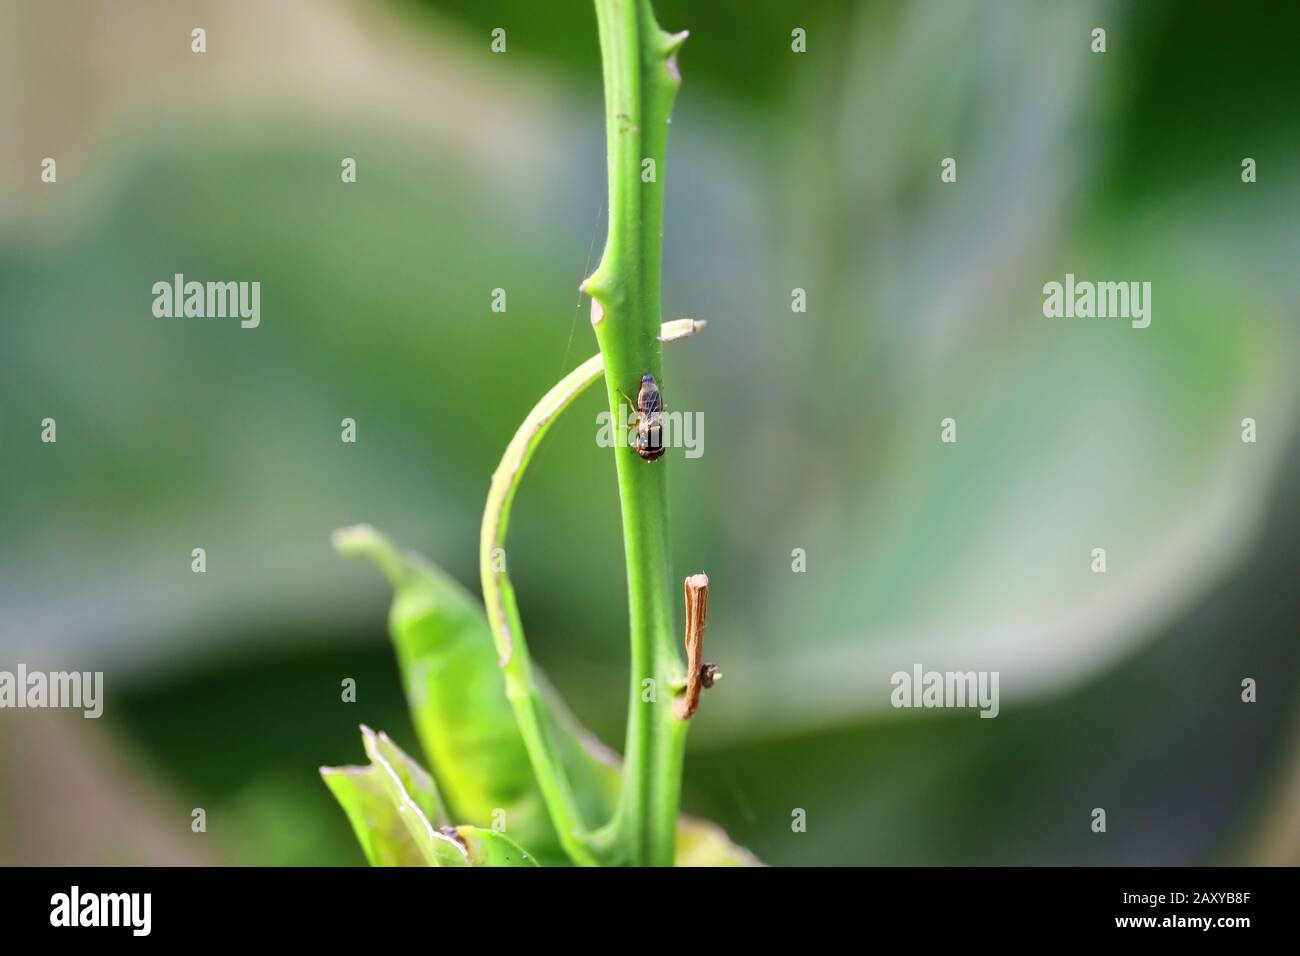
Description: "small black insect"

(628, 372), (665, 462)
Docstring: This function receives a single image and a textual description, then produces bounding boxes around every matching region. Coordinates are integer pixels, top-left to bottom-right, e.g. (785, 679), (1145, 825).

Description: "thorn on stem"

(664, 29), (689, 55)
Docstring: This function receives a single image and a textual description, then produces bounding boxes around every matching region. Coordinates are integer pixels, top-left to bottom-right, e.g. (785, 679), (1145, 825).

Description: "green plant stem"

(583, 0), (689, 867)
(480, 320), (703, 867)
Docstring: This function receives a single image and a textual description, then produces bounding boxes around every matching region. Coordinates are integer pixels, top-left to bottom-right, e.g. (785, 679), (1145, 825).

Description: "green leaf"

(334, 524), (616, 866)
(320, 763), (428, 867)
(675, 815), (763, 867)
(358, 725), (469, 866)
(320, 727), (470, 867)
(454, 827), (540, 867)
(323, 727), (466, 867)
(322, 728), (537, 866)
(361, 724), (448, 829)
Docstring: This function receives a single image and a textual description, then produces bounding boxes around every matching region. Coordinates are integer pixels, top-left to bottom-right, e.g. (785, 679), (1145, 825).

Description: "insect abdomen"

(636, 439), (666, 461)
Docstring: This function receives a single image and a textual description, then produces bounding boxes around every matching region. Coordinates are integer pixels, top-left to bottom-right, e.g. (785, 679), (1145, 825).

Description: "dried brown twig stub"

(675, 573), (718, 720)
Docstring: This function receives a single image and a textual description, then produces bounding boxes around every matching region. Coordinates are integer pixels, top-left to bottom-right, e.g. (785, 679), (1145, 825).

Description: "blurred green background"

(2, 0), (1298, 865)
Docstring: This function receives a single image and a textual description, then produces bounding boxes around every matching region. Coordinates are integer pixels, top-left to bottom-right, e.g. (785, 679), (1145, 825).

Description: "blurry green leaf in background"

(1, 0), (1297, 865)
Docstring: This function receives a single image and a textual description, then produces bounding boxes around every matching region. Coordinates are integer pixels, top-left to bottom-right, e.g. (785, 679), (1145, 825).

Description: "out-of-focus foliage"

(1, 0), (1297, 865)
